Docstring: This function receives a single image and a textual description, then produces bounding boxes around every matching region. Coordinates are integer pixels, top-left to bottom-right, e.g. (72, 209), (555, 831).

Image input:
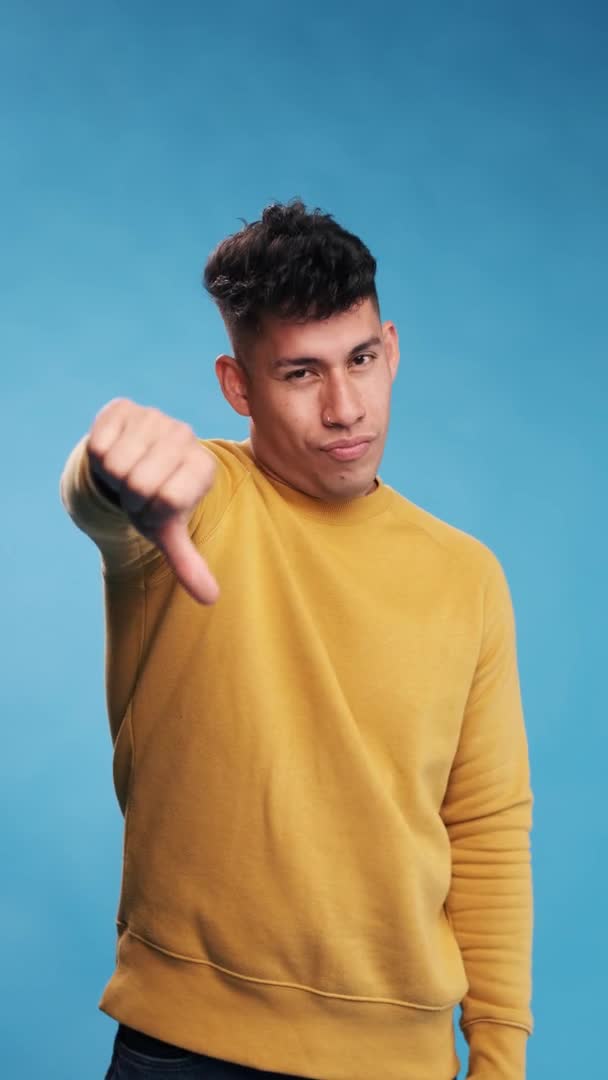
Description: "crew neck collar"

(238, 438), (393, 524)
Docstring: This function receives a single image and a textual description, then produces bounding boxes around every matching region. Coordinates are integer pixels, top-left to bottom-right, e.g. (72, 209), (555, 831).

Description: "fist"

(86, 398), (219, 605)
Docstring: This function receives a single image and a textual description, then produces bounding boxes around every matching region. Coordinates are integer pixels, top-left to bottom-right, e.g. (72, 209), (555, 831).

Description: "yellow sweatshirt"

(60, 434), (534, 1080)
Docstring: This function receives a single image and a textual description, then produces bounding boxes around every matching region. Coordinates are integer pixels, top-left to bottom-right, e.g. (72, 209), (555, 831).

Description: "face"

(215, 298), (399, 502)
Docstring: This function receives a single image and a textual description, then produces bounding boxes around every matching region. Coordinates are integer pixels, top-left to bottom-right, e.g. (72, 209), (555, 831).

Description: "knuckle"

(86, 431), (102, 456)
(104, 397), (134, 423)
(99, 450), (126, 480)
(156, 471), (196, 512)
(153, 475), (180, 507)
(87, 429), (111, 460)
(89, 398), (132, 449)
(99, 396), (130, 414)
(123, 474), (151, 502)
(124, 457), (162, 494)
(168, 419), (193, 443)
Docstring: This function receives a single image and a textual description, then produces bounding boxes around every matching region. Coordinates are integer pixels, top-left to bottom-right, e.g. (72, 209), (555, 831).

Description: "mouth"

(322, 438), (374, 462)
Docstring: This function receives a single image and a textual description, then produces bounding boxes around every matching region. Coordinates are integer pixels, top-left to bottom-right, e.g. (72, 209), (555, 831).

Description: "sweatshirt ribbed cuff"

(464, 1020), (529, 1079)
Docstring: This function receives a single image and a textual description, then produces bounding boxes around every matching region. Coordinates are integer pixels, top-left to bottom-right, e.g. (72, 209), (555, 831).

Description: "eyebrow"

(271, 335), (382, 370)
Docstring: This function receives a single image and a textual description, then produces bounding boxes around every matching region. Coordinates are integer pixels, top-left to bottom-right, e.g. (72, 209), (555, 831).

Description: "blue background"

(1, 2), (605, 1077)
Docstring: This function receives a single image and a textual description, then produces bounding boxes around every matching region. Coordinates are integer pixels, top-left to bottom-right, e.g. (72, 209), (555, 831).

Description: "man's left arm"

(441, 551), (534, 1080)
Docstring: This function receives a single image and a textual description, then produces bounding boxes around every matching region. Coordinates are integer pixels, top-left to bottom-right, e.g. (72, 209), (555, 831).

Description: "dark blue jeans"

(104, 1024), (305, 1078)
(104, 1022), (459, 1079)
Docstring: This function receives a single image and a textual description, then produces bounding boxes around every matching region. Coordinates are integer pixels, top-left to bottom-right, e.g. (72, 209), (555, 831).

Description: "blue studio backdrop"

(1, 2), (605, 1078)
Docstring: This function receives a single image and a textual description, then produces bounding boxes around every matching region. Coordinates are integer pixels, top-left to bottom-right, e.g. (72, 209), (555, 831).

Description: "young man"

(60, 200), (534, 1080)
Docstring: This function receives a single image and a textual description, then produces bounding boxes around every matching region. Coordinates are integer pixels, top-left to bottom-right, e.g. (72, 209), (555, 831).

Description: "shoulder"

(181, 438), (253, 542)
(198, 438), (253, 483)
(385, 486), (505, 589)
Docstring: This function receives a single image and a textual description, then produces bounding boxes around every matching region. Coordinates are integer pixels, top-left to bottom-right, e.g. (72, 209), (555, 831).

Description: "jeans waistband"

(117, 1023), (191, 1059)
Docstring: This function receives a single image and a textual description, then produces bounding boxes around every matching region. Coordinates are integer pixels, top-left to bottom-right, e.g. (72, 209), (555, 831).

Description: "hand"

(86, 397), (220, 605)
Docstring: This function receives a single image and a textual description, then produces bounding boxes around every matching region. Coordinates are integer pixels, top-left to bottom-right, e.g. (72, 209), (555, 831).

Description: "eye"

(284, 355), (375, 381)
(285, 369), (311, 381)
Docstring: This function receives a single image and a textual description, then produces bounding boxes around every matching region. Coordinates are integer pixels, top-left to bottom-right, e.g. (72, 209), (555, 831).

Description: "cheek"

(263, 400), (307, 450)
(275, 395), (314, 430)
(375, 378), (393, 411)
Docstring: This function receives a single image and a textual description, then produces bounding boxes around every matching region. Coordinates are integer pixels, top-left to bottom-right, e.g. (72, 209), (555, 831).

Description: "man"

(60, 200), (534, 1080)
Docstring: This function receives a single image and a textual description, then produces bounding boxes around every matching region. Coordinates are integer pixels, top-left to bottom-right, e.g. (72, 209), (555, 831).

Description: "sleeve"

(59, 433), (161, 578)
(441, 552), (534, 1079)
(58, 433), (236, 581)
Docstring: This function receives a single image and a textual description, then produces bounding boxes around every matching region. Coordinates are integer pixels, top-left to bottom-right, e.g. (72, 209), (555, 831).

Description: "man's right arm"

(59, 431), (161, 577)
(59, 398), (220, 604)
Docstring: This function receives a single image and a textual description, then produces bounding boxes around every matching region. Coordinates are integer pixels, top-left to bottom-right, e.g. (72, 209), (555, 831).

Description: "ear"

(215, 354), (252, 417)
(381, 321), (400, 381)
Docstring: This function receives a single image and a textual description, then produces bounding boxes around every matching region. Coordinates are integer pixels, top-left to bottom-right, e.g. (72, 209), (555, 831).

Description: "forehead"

(254, 298), (381, 362)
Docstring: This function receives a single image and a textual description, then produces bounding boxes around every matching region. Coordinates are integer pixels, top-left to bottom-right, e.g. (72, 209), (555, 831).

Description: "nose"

(321, 374), (366, 428)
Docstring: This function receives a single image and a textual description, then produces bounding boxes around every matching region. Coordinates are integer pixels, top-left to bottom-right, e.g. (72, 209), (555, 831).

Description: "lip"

(322, 437), (373, 462)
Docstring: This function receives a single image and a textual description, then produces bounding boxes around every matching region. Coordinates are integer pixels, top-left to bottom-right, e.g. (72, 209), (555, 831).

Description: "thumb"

(152, 516), (220, 605)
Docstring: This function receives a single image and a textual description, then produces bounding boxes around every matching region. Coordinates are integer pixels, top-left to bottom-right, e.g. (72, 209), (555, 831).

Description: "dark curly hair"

(203, 198), (379, 355)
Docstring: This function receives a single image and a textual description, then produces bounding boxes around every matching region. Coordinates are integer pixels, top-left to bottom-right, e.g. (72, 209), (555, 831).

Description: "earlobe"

(215, 354), (251, 418)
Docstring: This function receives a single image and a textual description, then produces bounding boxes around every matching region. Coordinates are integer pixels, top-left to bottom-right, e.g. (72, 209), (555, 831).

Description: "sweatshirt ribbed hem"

(99, 928), (461, 1080)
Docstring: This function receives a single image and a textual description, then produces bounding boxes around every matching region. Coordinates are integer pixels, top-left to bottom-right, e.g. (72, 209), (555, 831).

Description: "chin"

(326, 477), (373, 501)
